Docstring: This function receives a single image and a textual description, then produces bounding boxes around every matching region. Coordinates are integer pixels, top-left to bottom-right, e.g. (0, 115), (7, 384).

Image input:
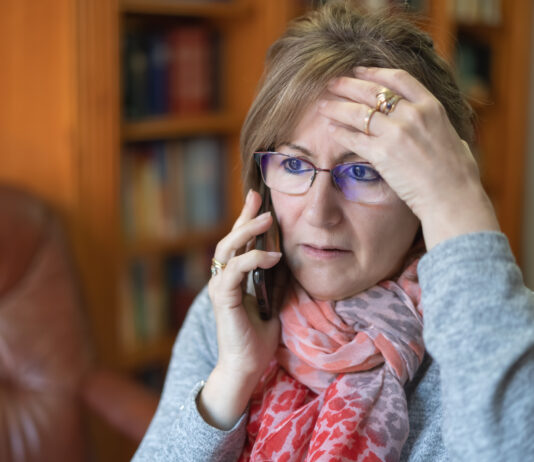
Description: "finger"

(327, 76), (411, 109)
(319, 99), (389, 137)
(221, 250), (282, 290)
(327, 123), (381, 165)
(231, 189), (263, 231)
(354, 66), (430, 103)
(214, 211), (273, 265)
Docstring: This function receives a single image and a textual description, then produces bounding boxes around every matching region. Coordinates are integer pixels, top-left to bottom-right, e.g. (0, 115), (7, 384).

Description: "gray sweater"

(133, 232), (534, 461)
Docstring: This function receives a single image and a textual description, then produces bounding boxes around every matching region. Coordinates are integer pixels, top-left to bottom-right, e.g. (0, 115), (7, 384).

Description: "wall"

(0, 0), (78, 216)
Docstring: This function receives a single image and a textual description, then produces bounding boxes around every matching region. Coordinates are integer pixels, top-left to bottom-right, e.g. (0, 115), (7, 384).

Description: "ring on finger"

(376, 88), (402, 115)
(382, 94), (402, 115)
(364, 107), (378, 135)
(210, 258), (227, 277)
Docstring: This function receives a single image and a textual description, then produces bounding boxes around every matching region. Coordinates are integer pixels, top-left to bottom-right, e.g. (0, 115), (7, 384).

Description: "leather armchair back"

(0, 186), (92, 462)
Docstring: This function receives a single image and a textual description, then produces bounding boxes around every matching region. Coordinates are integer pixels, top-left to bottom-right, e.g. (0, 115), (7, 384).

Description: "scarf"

(239, 256), (423, 462)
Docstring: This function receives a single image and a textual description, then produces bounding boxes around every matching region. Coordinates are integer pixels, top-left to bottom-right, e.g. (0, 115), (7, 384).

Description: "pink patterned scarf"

(239, 256), (423, 462)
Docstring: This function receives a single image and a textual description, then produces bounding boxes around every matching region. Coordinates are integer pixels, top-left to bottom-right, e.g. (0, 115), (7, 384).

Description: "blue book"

(147, 33), (170, 115)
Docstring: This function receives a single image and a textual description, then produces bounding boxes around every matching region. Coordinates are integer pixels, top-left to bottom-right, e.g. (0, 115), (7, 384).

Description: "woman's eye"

(348, 164), (380, 181)
(282, 158), (307, 173)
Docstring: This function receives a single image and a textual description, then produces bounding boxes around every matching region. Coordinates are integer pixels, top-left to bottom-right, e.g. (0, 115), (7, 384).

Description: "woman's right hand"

(198, 189), (282, 430)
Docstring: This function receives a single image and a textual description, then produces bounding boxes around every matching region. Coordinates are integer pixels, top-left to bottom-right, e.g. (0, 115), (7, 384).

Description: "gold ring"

(383, 94), (402, 115)
(210, 258), (227, 277)
(364, 107), (378, 135)
(376, 88), (402, 115)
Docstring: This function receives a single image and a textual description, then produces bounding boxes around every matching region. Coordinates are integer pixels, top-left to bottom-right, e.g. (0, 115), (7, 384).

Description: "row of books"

(123, 23), (220, 119)
(453, 0), (501, 25)
(120, 251), (210, 351)
(121, 136), (226, 240)
(455, 37), (491, 101)
(362, 0), (425, 12)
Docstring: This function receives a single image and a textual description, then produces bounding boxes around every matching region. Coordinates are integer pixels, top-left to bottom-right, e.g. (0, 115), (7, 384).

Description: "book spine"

(168, 25), (213, 115)
(147, 33), (170, 115)
(124, 32), (149, 119)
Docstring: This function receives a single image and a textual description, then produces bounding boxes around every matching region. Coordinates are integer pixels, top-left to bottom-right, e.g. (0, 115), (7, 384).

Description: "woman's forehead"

(276, 142), (366, 163)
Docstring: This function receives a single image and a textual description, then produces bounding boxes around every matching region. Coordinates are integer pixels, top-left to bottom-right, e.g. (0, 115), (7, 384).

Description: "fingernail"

(245, 188), (253, 204)
(328, 124), (336, 133)
(267, 252), (282, 258)
(257, 211), (271, 221)
(327, 77), (339, 88)
(354, 66), (367, 74)
(318, 100), (327, 108)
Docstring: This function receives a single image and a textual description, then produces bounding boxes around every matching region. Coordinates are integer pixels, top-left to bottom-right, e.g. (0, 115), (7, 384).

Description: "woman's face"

(270, 102), (420, 301)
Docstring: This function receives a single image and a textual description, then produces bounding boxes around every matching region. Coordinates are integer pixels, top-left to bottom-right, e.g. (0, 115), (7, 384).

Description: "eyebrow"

(281, 143), (366, 163)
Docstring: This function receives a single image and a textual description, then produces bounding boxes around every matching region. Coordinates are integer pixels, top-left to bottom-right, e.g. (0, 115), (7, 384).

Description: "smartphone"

(253, 184), (274, 320)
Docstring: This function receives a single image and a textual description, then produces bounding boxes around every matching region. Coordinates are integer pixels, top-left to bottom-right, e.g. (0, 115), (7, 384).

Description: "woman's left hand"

(319, 66), (500, 250)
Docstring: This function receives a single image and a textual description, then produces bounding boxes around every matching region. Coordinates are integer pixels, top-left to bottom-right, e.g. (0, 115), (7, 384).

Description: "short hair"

(240, 0), (474, 193)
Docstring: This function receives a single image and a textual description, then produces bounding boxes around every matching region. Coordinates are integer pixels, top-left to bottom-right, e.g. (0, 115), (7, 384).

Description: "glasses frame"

(253, 151), (386, 204)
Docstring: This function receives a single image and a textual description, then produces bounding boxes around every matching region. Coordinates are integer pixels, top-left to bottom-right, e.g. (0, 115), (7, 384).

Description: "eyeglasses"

(254, 151), (393, 204)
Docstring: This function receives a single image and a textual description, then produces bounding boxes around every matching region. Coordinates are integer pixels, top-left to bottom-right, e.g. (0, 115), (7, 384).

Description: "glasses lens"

(260, 153), (314, 194)
(333, 163), (391, 203)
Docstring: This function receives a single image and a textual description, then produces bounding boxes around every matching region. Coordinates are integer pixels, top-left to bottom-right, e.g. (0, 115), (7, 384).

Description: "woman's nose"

(302, 171), (343, 228)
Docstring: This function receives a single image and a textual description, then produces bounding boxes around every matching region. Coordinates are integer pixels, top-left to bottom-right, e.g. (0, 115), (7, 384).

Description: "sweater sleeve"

(132, 286), (248, 462)
(418, 231), (534, 460)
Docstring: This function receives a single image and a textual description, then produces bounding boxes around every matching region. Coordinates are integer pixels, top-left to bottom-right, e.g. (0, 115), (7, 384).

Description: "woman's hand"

(319, 66), (500, 250)
(198, 189), (282, 430)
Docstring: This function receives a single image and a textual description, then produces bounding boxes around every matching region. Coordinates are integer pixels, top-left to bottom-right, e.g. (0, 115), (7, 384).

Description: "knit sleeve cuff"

(170, 380), (248, 460)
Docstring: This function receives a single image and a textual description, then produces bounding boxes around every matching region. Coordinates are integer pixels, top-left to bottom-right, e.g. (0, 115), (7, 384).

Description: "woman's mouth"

(300, 244), (351, 259)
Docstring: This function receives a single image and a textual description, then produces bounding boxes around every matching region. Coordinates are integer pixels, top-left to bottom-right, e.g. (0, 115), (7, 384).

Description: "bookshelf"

(71, 0), (306, 382)
(114, 0), (293, 375)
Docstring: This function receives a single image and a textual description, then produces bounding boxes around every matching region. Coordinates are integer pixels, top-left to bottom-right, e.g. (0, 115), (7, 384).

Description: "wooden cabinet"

(74, 0), (304, 372)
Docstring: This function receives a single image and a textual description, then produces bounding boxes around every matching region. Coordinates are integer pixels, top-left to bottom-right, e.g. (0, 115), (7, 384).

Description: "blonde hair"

(240, 0), (473, 193)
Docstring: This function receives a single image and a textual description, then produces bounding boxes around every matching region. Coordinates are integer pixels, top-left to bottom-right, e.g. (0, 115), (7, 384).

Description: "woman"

(134, 2), (534, 461)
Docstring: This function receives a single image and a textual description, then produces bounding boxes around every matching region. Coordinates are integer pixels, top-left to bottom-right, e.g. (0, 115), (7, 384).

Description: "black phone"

(253, 184), (275, 320)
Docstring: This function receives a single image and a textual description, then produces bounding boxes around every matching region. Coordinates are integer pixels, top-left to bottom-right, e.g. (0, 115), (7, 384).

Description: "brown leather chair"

(0, 185), (158, 462)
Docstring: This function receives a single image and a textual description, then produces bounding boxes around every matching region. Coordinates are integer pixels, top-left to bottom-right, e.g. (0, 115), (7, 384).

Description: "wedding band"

(364, 108), (378, 135)
(210, 258), (227, 277)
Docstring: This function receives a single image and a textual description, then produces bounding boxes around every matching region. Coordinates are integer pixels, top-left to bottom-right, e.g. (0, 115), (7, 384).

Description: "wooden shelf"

(120, 333), (176, 370)
(456, 21), (503, 34)
(122, 112), (241, 141)
(123, 224), (230, 257)
(120, 0), (250, 19)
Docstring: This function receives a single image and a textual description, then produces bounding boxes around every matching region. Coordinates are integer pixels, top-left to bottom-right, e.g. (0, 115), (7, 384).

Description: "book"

(454, 0), (501, 25)
(168, 25), (213, 114)
(183, 136), (225, 230)
(147, 33), (170, 115)
(123, 32), (150, 119)
(166, 141), (187, 236)
(455, 37), (491, 101)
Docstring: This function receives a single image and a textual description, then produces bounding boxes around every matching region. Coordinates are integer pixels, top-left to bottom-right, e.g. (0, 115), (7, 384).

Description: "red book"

(168, 25), (212, 114)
